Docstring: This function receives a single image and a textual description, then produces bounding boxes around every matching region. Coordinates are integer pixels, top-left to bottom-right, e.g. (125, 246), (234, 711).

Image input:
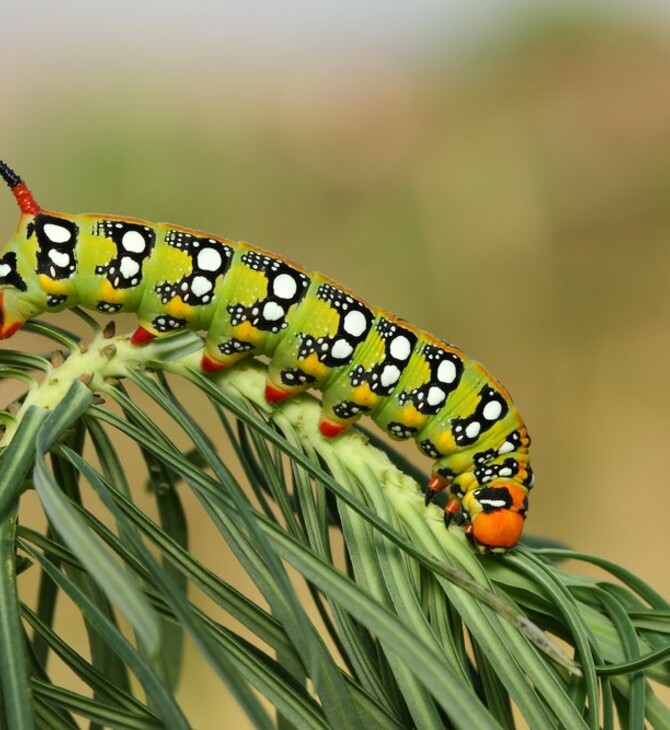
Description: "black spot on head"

(473, 486), (513, 512)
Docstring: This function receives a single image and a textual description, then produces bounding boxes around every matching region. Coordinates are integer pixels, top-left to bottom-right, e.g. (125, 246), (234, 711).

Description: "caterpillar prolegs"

(0, 161), (533, 553)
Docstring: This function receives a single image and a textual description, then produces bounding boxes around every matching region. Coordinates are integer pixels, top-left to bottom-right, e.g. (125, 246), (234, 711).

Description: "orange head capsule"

(463, 482), (529, 554)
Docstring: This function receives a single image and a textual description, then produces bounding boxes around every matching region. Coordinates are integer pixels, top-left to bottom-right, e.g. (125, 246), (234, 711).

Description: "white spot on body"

(343, 310), (367, 337)
(331, 339), (353, 359)
(273, 273), (297, 300)
(483, 400), (503, 421)
(380, 364), (401, 387)
(0, 264), (11, 277)
(499, 467), (513, 477)
(389, 335), (411, 361)
(479, 499), (507, 509)
(499, 441), (514, 454)
(121, 230), (146, 253)
(119, 257), (140, 279)
(191, 276), (213, 297)
(437, 359), (457, 384)
(427, 386), (446, 406)
(48, 250), (70, 268)
(263, 301), (285, 321)
(44, 223), (72, 243)
(197, 248), (222, 272)
(465, 421), (481, 439)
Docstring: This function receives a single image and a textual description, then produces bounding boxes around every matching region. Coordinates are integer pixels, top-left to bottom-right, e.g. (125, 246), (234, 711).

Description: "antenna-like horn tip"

(0, 161), (40, 215)
(0, 161), (22, 189)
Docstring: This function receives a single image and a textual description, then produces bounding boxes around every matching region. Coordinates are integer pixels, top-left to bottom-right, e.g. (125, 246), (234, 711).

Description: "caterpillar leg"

(319, 391), (370, 438)
(318, 414), (355, 438)
(130, 325), (157, 346)
(264, 367), (313, 406)
(424, 474), (449, 506)
(424, 475), (462, 527)
(443, 495), (462, 528)
(201, 335), (259, 372)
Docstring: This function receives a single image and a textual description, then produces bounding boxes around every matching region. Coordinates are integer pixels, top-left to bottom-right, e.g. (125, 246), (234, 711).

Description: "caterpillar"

(0, 161), (533, 553)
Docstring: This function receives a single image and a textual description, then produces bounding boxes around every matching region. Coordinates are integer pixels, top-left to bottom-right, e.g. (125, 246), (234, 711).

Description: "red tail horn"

(0, 161), (41, 215)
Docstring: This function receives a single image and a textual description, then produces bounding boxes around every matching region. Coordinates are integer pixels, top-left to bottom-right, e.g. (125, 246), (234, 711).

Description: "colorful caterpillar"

(0, 161), (533, 553)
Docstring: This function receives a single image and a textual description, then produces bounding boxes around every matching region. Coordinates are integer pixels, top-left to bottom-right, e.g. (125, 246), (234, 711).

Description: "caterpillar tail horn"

(0, 161), (41, 215)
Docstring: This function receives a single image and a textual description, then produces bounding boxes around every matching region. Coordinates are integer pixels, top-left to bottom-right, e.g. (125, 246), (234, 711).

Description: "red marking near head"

(265, 384), (292, 405)
(130, 326), (156, 346)
(201, 353), (228, 372)
(0, 291), (25, 339)
(318, 419), (348, 438)
(13, 182), (41, 215)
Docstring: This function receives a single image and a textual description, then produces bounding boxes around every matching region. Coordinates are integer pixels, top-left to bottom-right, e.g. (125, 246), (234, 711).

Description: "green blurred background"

(2, 1), (670, 724)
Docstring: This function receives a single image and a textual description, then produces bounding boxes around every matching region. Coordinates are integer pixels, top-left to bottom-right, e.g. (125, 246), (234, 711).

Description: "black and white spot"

(0, 252), (27, 291)
(46, 294), (67, 308)
(152, 315), (186, 333)
(473, 448), (497, 466)
(280, 368), (316, 388)
(451, 385), (509, 447)
(96, 301), (123, 313)
(298, 284), (373, 367)
(224, 252), (309, 334)
(475, 457), (519, 485)
(349, 317), (417, 396)
(497, 429), (529, 456)
(473, 486), (514, 513)
(217, 338), (256, 357)
(332, 400), (370, 420)
(155, 230), (232, 306)
(419, 439), (442, 458)
(397, 344), (463, 415)
(95, 220), (155, 290)
(386, 421), (418, 440)
(523, 465), (535, 488)
(35, 215), (79, 281)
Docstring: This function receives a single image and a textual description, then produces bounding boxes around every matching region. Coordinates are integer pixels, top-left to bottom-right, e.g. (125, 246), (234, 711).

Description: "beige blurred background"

(2, 1), (670, 725)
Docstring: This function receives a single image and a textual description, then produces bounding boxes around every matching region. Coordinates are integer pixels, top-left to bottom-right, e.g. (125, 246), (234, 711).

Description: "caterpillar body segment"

(0, 161), (533, 553)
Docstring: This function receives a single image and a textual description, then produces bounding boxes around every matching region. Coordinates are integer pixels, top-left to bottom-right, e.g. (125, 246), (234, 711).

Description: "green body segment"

(0, 200), (533, 552)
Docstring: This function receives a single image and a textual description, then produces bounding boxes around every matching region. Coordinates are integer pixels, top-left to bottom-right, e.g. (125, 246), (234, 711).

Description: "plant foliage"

(0, 315), (668, 729)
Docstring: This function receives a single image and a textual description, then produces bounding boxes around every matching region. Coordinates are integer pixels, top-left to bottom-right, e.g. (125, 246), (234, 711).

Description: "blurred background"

(2, 0), (670, 724)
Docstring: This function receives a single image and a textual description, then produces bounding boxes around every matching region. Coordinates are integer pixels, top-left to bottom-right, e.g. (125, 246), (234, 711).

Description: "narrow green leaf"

(31, 679), (162, 729)
(68, 449), (276, 730)
(0, 407), (48, 523)
(32, 382), (162, 658)
(263, 518), (503, 729)
(0, 517), (34, 730)
(126, 370), (372, 730)
(23, 605), (159, 720)
(20, 545), (190, 729)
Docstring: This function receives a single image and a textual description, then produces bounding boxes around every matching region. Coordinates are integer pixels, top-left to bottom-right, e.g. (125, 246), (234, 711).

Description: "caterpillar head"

(462, 481), (528, 554)
(0, 161), (43, 338)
